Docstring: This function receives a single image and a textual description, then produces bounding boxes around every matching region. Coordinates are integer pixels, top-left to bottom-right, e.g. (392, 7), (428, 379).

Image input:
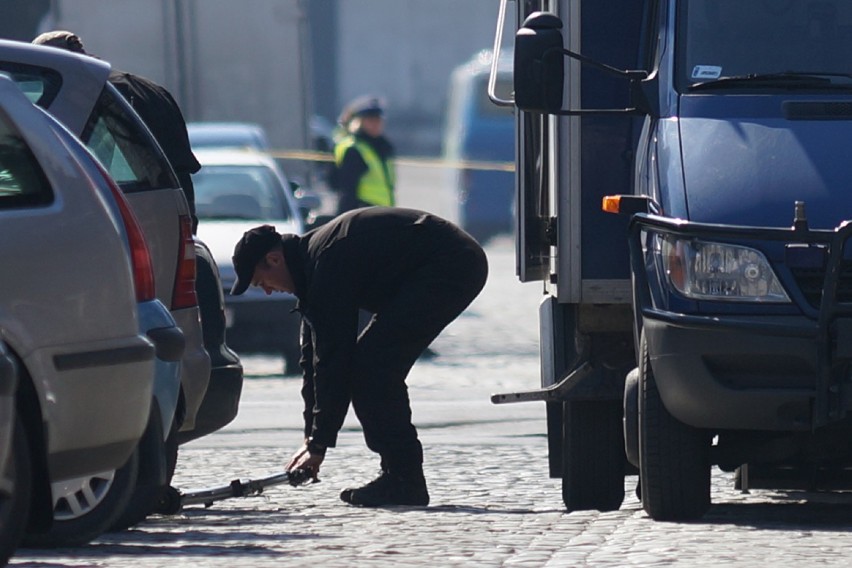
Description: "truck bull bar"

(627, 209), (852, 430)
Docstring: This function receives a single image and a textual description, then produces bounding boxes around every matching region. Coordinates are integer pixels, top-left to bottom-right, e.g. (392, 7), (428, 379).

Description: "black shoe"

(340, 471), (429, 507)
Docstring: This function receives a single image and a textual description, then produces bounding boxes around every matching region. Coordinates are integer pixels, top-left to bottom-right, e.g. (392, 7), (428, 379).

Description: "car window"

(80, 84), (179, 193)
(0, 62), (62, 107)
(193, 165), (292, 221)
(0, 110), (54, 209)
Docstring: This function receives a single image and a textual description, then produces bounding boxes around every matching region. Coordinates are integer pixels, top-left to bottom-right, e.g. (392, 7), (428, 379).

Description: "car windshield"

(193, 164), (292, 221)
(678, 0), (852, 90)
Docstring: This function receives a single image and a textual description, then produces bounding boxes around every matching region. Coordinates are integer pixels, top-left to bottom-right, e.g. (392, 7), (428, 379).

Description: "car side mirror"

(514, 11), (565, 113)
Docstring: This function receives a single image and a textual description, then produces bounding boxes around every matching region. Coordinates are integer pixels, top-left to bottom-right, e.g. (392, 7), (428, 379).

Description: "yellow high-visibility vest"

(334, 136), (395, 206)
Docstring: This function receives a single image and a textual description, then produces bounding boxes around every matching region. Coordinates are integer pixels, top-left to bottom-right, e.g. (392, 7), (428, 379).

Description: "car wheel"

(23, 448), (138, 547)
(561, 399), (626, 512)
(109, 406), (171, 532)
(0, 415), (31, 565)
(165, 418), (179, 485)
(638, 332), (711, 520)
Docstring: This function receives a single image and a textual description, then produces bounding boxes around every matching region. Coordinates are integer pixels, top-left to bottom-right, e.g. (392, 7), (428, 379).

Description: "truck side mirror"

(514, 12), (565, 113)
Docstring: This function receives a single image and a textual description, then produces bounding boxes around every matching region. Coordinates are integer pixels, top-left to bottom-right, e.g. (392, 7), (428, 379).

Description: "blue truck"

(491, 0), (852, 520)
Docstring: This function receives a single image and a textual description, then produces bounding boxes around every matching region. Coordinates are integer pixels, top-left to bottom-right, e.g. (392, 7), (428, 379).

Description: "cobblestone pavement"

(11, 239), (852, 567)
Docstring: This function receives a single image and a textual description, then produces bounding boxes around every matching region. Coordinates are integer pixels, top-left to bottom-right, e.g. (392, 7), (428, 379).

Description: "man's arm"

(304, 257), (360, 447)
(299, 318), (316, 439)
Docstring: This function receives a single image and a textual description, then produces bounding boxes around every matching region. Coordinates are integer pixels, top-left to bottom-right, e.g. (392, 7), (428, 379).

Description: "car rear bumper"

(138, 299), (185, 438)
(172, 306), (212, 433)
(176, 361), (243, 445)
(31, 335), (155, 480)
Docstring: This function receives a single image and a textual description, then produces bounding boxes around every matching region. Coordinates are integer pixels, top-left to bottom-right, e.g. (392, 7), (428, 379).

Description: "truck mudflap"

(628, 208), (852, 430)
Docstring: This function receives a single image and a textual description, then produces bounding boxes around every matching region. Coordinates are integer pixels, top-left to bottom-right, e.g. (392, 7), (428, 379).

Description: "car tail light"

(172, 215), (198, 309)
(93, 163), (156, 302)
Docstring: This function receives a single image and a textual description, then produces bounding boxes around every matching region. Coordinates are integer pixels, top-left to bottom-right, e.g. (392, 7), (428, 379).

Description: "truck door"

(514, 0), (553, 284)
(507, 0), (647, 297)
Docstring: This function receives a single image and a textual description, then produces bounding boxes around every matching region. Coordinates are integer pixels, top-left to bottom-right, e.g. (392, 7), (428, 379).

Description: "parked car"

(0, 74), (171, 546)
(188, 121), (271, 151)
(45, 117), (186, 534)
(0, 341), (22, 565)
(0, 39), (242, 530)
(189, 120), (336, 225)
(181, 238), (244, 444)
(0, 40), (210, 437)
(193, 148), (305, 373)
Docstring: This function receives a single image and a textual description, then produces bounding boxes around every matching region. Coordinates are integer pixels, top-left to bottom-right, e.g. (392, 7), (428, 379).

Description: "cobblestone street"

(11, 239), (852, 567)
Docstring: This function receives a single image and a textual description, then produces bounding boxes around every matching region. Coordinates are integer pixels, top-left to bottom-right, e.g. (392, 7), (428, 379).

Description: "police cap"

(339, 95), (385, 124)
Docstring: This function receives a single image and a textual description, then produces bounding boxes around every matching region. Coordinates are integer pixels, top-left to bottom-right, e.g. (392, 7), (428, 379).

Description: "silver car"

(45, 116), (187, 534)
(0, 40), (212, 441)
(0, 75), (164, 546)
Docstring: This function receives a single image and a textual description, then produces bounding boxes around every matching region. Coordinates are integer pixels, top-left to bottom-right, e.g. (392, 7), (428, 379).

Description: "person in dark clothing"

(332, 95), (396, 214)
(230, 207), (488, 507)
(32, 30), (202, 231)
(106, 70), (201, 228)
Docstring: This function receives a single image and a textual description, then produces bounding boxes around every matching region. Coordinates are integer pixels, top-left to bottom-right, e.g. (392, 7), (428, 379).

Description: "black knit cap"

(231, 225), (281, 295)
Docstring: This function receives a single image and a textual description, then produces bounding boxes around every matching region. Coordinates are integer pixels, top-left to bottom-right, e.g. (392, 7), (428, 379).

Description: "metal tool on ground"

(156, 468), (315, 515)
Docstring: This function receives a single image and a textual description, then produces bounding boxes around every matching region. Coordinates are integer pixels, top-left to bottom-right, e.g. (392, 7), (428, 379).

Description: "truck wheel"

(23, 449), (138, 547)
(623, 367), (640, 469)
(0, 415), (31, 566)
(562, 399), (626, 512)
(638, 334), (710, 520)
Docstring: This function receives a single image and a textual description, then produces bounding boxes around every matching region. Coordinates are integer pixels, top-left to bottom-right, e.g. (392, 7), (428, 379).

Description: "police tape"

(267, 149), (516, 172)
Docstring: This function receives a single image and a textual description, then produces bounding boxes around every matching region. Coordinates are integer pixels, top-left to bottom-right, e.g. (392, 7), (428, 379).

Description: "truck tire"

(623, 367), (640, 469)
(562, 399), (626, 512)
(638, 334), (710, 520)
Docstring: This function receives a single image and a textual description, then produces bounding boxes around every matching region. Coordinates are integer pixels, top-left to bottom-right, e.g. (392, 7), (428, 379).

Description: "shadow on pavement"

(701, 499), (852, 531)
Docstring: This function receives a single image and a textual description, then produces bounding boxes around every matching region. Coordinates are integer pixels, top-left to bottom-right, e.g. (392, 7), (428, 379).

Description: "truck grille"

(791, 260), (852, 308)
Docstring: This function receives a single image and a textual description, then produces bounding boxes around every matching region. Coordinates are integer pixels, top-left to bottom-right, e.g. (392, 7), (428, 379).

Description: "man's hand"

(286, 441), (325, 483)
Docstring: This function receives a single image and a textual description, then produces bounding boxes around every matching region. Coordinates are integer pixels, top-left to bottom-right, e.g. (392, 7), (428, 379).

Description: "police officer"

(230, 207), (488, 507)
(332, 95), (396, 214)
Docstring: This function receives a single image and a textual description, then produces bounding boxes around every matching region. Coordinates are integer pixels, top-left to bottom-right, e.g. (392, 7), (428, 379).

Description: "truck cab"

(493, 0), (852, 520)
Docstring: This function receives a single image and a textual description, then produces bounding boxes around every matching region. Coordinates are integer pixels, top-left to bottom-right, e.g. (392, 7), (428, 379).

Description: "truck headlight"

(658, 236), (790, 302)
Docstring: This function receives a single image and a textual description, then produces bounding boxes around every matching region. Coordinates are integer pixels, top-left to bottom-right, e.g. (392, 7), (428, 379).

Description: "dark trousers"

(349, 242), (488, 478)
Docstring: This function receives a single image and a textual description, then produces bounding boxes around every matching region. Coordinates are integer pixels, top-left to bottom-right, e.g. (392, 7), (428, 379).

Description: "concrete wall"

(40, 0), (510, 157)
(334, 0), (510, 154)
(47, 0), (310, 153)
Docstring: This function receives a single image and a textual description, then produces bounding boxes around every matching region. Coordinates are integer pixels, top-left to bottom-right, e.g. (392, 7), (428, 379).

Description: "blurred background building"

(0, 0), (512, 157)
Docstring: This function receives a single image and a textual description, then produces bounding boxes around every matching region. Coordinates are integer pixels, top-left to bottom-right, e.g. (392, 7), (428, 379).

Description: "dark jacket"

(283, 207), (480, 447)
(109, 70), (201, 223)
